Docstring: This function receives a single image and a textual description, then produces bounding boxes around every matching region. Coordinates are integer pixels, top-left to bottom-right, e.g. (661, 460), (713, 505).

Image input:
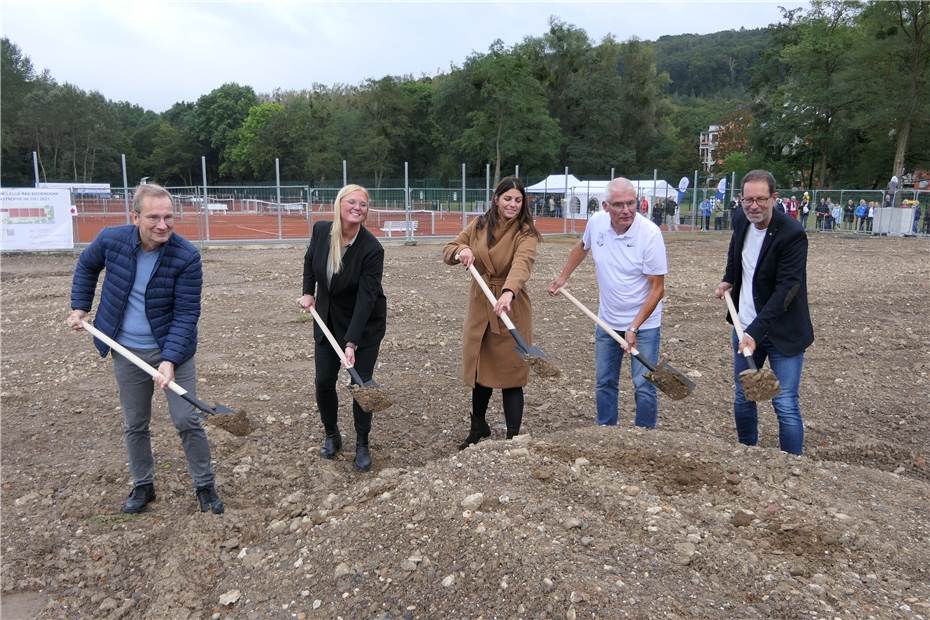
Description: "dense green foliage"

(2, 3), (927, 189)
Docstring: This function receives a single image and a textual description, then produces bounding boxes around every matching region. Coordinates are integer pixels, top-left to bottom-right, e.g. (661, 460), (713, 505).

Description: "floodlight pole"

(610, 167), (615, 180)
(342, 160), (347, 187)
(461, 163), (466, 229)
(121, 154), (130, 224)
(515, 164), (520, 180)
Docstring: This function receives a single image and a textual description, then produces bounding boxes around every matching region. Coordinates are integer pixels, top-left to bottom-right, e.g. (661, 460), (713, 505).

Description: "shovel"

(556, 287), (695, 400)
(307, 307), (393, 413)
(722, 291), (781, 401)
(464, 262), (560, 378)
(80, 320), (253, 436)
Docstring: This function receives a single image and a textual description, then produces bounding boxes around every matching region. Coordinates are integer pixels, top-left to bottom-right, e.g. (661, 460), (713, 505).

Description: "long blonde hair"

(328, 184), (369, 275)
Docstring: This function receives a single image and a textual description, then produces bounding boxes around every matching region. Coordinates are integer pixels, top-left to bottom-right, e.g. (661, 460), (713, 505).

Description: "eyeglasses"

(143, 214), (173, 224)
(606, 200), (638, 211)
(740, 196), (771, 207)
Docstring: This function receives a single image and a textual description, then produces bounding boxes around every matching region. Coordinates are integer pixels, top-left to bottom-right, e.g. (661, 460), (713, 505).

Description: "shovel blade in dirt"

(644, 357), (696, 401)
(738, 361), (781, 402)
(722, 290), (781, 402)
(508, 327), (561, 379)
(347, 367), (393, 413)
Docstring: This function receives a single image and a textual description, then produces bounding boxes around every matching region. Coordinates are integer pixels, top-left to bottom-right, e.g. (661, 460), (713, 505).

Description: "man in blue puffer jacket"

(67, 183), (223, 514)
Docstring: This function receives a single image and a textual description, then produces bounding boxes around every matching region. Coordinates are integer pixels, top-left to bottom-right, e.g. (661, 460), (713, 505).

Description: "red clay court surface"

(72, 211), (644, 243)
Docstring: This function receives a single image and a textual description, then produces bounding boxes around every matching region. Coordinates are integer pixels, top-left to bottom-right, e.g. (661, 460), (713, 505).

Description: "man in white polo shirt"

(549, 178), (668, 427)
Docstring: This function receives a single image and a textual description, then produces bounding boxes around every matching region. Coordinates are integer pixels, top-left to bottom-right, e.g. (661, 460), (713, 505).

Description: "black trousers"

(314, 338), (381, 437)
(472, 383), (523, 434)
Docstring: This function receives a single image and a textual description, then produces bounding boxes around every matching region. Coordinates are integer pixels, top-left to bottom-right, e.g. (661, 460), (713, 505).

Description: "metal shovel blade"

(509, 331), (561, 378)
(644, 357), (696, 400)
(738, 368), (781, 401)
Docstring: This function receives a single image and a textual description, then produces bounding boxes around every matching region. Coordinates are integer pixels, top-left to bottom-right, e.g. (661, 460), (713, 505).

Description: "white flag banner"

(1, 188), (74, 251)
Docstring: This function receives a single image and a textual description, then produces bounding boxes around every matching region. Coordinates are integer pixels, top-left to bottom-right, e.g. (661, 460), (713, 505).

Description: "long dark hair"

(476, 176), (541, 246)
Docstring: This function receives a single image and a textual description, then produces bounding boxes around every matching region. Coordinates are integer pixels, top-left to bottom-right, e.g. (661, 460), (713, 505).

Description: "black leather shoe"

(355, 443), (372, 472)
(506, 428), (520, 440)
(320, 431), (342, 459)
(458, 417), (492, 450)
(196, 485), (225, 514)
(121, 484), (156, 514)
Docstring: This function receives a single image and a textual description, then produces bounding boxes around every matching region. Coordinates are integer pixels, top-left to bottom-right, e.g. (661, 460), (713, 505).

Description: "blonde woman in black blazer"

(298, 184), (387, 471)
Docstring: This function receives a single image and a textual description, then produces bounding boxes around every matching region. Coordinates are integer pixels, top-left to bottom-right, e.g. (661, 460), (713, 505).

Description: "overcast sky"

(2, 1), (806, 112)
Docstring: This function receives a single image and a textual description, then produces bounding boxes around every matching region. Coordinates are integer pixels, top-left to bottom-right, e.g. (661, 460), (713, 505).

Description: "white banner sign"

(0, 188), (74, 251)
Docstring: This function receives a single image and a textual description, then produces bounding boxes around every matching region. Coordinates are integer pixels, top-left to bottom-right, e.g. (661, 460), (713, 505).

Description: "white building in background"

(699, 125), (721, 173)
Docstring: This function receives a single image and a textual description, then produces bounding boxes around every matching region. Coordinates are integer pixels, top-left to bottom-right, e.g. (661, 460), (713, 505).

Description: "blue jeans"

(732, 331), (805, 455)
(595, 326), (660, 427)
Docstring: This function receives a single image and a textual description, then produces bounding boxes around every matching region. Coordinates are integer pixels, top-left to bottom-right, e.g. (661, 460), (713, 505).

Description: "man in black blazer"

(714, 170), (814, 455)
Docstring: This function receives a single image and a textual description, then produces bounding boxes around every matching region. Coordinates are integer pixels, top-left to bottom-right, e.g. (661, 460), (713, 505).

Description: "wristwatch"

(627, 326), (639, 335)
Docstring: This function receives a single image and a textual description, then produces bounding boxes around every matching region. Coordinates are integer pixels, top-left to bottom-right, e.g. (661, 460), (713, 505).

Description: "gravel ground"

(1, 232), (928, 619)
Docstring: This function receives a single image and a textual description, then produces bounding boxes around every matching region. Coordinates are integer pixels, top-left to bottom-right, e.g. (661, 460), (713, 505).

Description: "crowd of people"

(67, 169), (816, 515)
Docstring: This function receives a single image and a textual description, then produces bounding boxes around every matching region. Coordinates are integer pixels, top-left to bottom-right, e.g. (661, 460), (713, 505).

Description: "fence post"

(692, 170), (698, 230)
(404, 161), (415, 245)
(610, 167), (615, 180)
(121, 153), (130, 224)
(461, 163), (466, 229)
(515, 164), (520, 180)
(563, 166), (569, 235)
(485, 163), (490, 206)
(342, 160), (347, 187)
(650, 168), (657, 221)
(32, 151), (40, 187)
(200, 156), (209, 248)
(275, 158), (283, 240)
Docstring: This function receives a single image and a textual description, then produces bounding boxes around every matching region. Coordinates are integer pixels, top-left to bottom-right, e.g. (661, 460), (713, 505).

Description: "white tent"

(525, 174), (583, 194)
(566, 179), (679, 219)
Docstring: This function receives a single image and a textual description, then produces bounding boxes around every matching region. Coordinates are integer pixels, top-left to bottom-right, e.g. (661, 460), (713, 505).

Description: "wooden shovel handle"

(81, 320), (189, 397)
(308, 308), (367, 386)
(723, 290), (753, 359)
(465, 262), (517, 331)
(557, 288), (633, 355)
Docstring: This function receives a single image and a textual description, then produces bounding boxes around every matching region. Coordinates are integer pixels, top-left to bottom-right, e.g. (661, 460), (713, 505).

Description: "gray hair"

(606, 177), (636, 197)
(131, 183), (173, 213)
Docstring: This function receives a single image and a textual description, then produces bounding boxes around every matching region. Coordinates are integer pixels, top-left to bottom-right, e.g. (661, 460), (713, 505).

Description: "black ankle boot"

(355, 435), (372, 472)
(458, 416), (491, 450)
(195, 484), (224, 514)
(121, 483), (156, 514)
(320, 430), (342, 459)
(506, 427), (520, 440)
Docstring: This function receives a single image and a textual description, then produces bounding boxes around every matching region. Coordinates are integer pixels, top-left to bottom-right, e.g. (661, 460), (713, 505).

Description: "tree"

(1, 38), (36, 185)
(856, 1), (930, 179)
(452, 41), (561, 184)
(193, 83), (258, 179)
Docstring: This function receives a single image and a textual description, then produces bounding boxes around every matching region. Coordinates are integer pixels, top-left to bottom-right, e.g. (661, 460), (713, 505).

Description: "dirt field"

(2, 232), (928, 619)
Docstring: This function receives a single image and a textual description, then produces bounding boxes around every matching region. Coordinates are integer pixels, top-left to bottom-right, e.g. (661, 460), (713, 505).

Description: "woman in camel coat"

(442, 176), (541, 449)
